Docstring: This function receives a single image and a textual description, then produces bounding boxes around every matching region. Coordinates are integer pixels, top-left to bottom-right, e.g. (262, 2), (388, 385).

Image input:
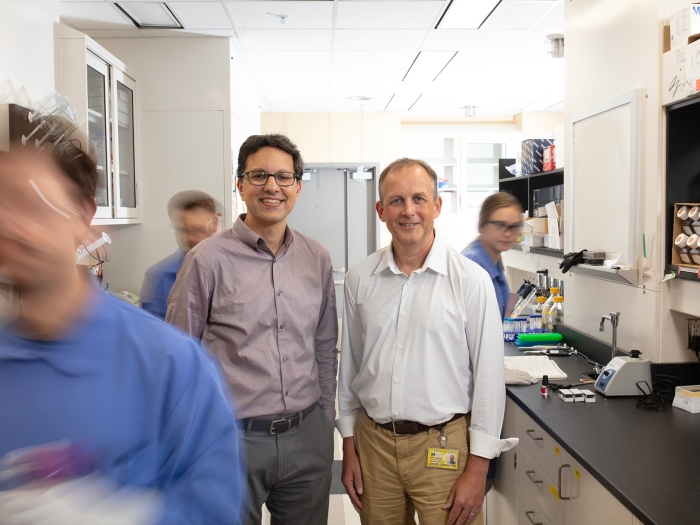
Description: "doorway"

(286, 163), (378, 317)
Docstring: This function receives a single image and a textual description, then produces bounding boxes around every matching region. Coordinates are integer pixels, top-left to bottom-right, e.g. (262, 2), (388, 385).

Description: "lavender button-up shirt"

(167, 215), (339, 422)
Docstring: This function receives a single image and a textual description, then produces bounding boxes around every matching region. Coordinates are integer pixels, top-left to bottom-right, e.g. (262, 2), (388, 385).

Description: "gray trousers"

(241, 405), (335, 525)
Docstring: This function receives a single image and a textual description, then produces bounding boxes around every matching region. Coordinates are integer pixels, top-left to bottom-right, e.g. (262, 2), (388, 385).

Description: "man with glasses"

(167, 134), (338, 525)
(141, 190), (218, 319)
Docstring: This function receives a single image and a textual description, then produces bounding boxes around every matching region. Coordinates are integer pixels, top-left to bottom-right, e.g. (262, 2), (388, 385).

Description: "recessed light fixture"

(546, 34), (565, 59)
(347, 96), (372, 101)
(115, 2), (183, 29)
(462, 106), (477, 117)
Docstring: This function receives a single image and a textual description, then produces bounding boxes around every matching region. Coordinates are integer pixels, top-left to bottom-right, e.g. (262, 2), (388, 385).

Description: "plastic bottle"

(542, 287), (560, 329)
(534, 296), (546, 315)
(551, 296), (564, 327)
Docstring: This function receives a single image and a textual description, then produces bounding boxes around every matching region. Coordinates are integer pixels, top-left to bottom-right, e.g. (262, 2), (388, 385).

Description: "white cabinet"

(487, 399), (636, 525)
(59, 25), (141, 225)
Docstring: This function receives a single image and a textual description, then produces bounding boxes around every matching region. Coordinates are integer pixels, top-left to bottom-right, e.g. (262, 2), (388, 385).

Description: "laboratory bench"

(493, 343), (700, 525)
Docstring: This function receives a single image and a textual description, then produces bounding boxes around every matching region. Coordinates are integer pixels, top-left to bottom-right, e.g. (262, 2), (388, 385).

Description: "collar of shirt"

(0, 283), (106, 375)
(463, 239), (502, 280)
(375, 232), (448, 277)
(232, 214), (294, 256)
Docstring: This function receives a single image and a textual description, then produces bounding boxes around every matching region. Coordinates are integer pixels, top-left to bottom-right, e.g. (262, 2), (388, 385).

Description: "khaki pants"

(354, 412), (484, 525)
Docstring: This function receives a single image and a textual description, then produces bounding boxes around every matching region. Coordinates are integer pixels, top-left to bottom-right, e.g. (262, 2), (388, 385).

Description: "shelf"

(499, 168), (564, 183)
(569, 263), (639, 286)
(511, 244), (563, 257)
(665, 263), (700, 281)
(438, 188), (457, 193)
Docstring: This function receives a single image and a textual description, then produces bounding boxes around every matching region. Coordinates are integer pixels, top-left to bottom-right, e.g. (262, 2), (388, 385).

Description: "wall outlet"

(687, 319), (700, 349)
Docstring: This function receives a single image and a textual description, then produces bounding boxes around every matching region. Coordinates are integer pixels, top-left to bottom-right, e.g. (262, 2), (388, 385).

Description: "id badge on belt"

(426, 428), (459, 470)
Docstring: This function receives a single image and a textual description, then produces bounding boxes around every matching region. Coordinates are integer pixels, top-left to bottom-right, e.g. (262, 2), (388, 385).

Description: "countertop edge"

(505, 387), (656, 525)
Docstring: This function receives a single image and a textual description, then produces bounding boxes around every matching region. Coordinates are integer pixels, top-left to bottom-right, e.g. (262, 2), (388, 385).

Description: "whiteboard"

(568, 90), (641, 267)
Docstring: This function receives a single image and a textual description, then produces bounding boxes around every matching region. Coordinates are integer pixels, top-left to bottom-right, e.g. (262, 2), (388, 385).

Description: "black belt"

(239, 404), (317, 435)
(372, 413), (466, 435)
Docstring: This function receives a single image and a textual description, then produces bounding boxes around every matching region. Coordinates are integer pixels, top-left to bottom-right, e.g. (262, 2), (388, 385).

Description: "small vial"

(529, 314), (543, 332)
(541, 375), (549, 396)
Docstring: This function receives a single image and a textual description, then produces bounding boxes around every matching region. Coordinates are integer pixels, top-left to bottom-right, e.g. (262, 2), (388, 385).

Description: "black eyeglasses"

(487, 220), (523, 234)
(242, 171), (299, 187)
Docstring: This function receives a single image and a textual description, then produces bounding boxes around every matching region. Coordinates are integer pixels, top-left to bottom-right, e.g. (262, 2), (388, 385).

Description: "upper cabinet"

(59, 25), (141, 225)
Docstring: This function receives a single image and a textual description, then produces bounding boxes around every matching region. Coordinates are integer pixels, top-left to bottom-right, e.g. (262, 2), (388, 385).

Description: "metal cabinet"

(60, 25), (141, 224)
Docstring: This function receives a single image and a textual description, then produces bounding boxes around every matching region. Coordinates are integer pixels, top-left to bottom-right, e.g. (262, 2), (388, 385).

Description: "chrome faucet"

(599, 312), (621, 362)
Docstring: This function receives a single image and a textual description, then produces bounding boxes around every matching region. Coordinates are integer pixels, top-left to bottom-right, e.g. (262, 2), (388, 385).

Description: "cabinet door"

(518, 409), (567, 484)
(86, 53), (112, 219)
(562, 458), (634, 525)
(487, 444), (519, 524)
(111, 68), (138, 219)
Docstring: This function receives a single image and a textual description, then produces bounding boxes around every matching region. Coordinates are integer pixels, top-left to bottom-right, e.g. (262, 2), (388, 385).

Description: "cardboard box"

(663, 46), (687, 105)
(671, 3), (700, 49)
(672, 203), (700, 269)
(543, 145), (556, 171)
(521, 139), (554, 175)
(524, 218), (547, 234)
(522, 233), (546, 248)
(686, 38), (700, 95)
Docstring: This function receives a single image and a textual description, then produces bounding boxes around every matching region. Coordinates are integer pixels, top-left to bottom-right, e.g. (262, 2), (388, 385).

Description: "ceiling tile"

(334, 29), (428, 51)
(254, 67), (329, 84)
(168, 2), (232, 29)
(246, 50), (331, 68)
(330, 67), (405, 83)
(421, 29), (521, 51)
(226, 1), (334, 29)
(331, 50), (416, 69)
(481, 1), (556, 30)
(266, 96), (329, 112)
(385, 92), (424, 111)
(531, 1), (564, 31)
(237, 29), (333, 50)
(336, 1), (444, 29)
(505, 30), (555, 51)
(60, 2), (132, 29)
(402, 51), (456, 84)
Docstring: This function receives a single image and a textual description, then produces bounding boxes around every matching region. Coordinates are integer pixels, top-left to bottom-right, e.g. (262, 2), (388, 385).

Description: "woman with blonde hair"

(462, 191), (524, 319)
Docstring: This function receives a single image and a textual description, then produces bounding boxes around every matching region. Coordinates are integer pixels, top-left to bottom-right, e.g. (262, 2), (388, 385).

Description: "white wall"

(93, 37), (252, 295)
(0, 0), (60, 150)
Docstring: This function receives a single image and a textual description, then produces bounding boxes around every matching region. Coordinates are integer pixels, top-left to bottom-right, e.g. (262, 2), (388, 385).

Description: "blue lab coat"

(462, 239), (510, 319)
(0, 287), (244, 524)
(141, 249), (185, 320)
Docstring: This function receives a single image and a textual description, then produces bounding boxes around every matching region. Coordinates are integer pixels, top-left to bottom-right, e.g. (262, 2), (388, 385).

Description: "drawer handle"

(525, 470), (543, 484)
(526, 429), (543, 441)
(558, 464), (571, 500)
(525, 511), (543, 525)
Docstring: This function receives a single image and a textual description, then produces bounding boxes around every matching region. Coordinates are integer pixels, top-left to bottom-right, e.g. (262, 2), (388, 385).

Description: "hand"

(504, 368), (537, 385)
(442, 455), (489, 525)
(341, 437), (364, 513)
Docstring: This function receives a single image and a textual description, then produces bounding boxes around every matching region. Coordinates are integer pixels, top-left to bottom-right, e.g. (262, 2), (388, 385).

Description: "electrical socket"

(687, 319), (700, 349)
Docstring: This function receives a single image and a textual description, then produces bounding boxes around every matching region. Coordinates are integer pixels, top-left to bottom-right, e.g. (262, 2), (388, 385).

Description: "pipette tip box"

(672, 385), (700, 414)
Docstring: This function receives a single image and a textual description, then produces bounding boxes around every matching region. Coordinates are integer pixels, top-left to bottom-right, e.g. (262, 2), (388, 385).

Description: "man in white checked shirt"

(337, 158), (518, 525)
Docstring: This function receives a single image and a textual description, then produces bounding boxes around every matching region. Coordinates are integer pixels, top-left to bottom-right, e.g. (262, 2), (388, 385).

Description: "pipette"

(76, 232), (111, 262)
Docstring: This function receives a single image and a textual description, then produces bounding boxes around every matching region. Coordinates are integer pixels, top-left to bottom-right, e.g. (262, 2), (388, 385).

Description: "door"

(287, 169), (347, 317)
(111, 68), (138, 218)
(86, 53), (112, 219)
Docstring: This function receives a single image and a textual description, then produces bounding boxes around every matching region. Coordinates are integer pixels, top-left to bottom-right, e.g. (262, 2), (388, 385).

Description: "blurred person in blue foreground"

(0, 143), (244, 524)
(141, 190), (218, 319)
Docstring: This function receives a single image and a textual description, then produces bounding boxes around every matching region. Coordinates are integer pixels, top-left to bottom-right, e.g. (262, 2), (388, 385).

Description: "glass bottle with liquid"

(550, 296), (564, 327)
(678, 206), (694, 236)
(676, 233), (692, 264)
(534, 296), (546, 315)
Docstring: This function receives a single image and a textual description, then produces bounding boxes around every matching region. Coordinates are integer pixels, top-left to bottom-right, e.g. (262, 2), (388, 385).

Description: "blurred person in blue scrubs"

(462, 192), (523, 320)
(141, 191), (218, 319)
(0, 143), (243, 524)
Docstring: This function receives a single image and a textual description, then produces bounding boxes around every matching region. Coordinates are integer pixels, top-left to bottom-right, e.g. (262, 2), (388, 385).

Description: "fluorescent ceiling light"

(115, 2), (182, 29)
(403, 52), (457, 83)
(438, 0), (502, 29)
(385, 93), (423, 112)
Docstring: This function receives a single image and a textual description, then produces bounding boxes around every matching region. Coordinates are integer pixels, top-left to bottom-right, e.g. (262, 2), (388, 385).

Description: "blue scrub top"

(141, 249), (185, 319)
(462, 239), (510, 319)
(0, 287), (244, 524)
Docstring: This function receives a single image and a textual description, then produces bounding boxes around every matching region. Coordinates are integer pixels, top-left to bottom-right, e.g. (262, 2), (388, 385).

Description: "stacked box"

(521, 139), (555, 174)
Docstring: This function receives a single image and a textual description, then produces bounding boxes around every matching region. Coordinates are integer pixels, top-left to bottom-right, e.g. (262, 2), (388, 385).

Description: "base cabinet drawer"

(518, 484), (551, 525)
(519, 448), (564, 525)
(486, 443), (518, 524)
(518, 409), (567, 484)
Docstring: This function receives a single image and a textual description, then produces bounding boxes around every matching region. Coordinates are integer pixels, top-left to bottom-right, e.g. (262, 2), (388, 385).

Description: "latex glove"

(0, 474), (161, 525)
(504, 368), (538, 385)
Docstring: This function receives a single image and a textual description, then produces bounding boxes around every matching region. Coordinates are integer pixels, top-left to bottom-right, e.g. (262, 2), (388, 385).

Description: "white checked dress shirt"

(336, 233), (517, 459)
